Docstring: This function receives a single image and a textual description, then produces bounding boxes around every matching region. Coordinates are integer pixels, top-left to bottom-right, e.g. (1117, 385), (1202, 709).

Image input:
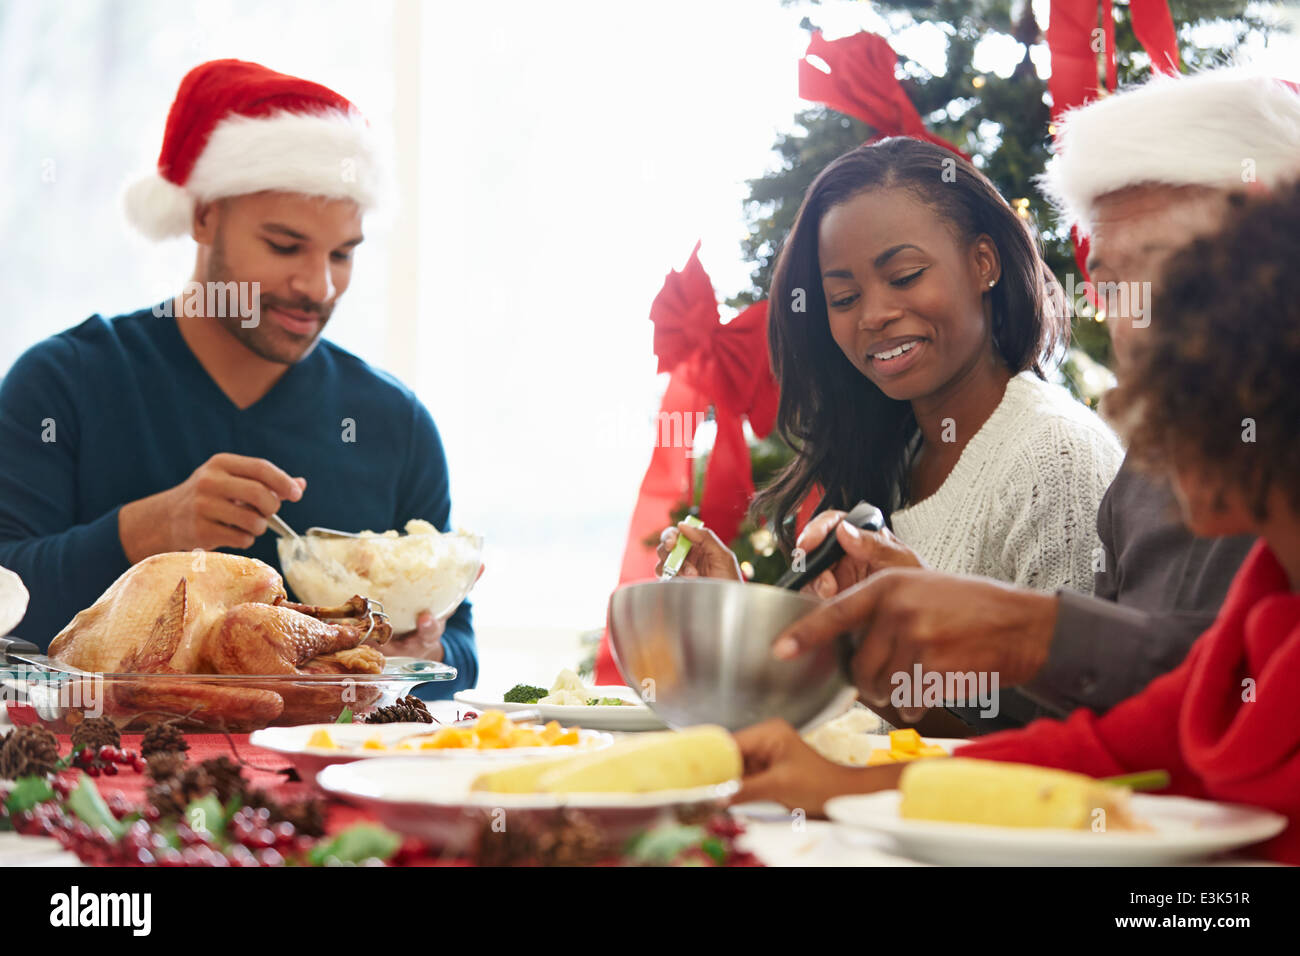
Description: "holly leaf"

(66, 777), (125, 840)
(335, 707), (354, 724)
(3, 775), (54, 815)
(308, 823), (401, 866)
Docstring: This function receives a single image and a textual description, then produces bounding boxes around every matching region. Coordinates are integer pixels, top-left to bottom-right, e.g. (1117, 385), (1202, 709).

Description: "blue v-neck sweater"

(0, 306), (476, 695)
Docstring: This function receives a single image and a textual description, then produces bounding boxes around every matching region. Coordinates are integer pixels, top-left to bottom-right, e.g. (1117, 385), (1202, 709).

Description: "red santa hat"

(1039, 68), (1300, 236)
(123, 59), (383, 240)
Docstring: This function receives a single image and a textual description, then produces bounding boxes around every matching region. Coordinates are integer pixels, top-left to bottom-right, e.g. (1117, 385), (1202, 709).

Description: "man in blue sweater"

(0, 59), (477, 695)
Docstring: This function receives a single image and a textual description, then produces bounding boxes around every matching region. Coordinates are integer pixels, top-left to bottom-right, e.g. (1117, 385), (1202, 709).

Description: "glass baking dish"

(0, 658), (455, 734)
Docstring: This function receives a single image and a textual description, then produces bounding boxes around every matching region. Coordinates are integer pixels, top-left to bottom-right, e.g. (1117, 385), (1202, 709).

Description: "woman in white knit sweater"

(658, 137), (1121, 598)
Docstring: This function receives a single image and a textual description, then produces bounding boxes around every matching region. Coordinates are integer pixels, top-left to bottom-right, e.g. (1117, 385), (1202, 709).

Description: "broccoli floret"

(503, 684), (549, 704)
(589, 697), (627, 707)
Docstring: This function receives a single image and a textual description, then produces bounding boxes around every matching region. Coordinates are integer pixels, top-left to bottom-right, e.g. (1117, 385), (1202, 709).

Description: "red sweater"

(959, 540), (1300, 863)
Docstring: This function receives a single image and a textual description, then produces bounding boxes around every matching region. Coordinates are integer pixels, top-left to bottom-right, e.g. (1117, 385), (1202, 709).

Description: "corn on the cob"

(899, 758), (1137, 830)
(471, 725), (741, 794)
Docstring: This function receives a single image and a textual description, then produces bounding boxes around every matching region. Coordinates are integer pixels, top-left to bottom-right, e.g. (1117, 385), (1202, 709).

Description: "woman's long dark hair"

(753, 136), (1068, 548)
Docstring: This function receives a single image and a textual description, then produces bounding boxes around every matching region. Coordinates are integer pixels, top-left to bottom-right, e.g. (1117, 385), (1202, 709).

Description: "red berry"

(227, 845), (259, 867)
(85, 765), (100, 778)
(102, 763), (118, 776)
(99, 745), (118, 762)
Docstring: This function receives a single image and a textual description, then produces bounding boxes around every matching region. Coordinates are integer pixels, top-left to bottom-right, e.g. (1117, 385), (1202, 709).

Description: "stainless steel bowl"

(607, 577), (848, 731)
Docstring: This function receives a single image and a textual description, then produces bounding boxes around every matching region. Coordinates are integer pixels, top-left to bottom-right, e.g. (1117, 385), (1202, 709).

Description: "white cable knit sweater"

(889, 372), (1123, 594)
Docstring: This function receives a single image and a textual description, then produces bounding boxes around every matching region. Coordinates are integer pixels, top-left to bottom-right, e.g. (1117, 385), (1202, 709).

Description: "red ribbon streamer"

(798, 30), (970, 160)
(1046, 0), (1180, 279)
(597, 244), (779, 683)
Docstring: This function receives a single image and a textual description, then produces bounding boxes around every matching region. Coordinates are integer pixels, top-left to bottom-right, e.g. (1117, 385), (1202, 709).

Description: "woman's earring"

(987, 279), (996, 288)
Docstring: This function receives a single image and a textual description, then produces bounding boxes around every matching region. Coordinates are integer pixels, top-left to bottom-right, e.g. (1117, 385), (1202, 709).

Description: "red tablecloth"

(51, 731), (376, 832)
(6, 704), (448, 862)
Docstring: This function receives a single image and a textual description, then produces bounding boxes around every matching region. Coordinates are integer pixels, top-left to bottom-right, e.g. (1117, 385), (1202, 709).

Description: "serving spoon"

(266, 514), (353, 584)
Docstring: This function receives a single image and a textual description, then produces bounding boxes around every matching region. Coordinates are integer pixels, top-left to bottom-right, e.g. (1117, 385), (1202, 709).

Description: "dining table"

(0, 696), (931, 867)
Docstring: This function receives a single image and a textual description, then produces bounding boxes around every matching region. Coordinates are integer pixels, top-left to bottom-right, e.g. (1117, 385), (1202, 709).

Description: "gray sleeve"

(1017, 590), (1215, 715)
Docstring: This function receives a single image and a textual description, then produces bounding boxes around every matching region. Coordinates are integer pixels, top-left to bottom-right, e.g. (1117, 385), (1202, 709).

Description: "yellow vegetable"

(889, 729), (922, 753)
(899, 758), (1137, 830)
(420, 727), (475, 749)
(306, 729), (337, 750)
(472, 725), (741, 794)
(865, 730), (948, 766)
(361, 737), (387, 751)
(475, 710), (509, 738)
(507, 729), (544, 748)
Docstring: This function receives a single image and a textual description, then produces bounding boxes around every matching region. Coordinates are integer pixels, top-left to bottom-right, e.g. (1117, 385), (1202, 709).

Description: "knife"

(0, 635), (86, 675)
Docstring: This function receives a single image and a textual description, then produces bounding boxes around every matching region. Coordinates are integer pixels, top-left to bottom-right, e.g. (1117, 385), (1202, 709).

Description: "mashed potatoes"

(278, 519), (482, 632)
(802, 705), (889, 766)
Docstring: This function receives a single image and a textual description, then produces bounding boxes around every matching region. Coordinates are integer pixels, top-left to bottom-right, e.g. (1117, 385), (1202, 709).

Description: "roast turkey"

(49, 552), (393, 729)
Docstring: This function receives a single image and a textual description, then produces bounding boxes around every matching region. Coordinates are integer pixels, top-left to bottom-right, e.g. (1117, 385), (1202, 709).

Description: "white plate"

(0, 565), (28, 637)
(825, 790), (1288, 866)
(250, 721), (612, 786)
(454, 686), (668, 732)
(317, 756), (739, 852)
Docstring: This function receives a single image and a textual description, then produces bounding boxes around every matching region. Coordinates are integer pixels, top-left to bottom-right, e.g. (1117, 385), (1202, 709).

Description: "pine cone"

(533, 810), (612, 867)
(273, 797), (327, 838)
(70, 716), (122, 755)
(145, 751), (188, 783)
(198, 756), (246, 804)
(0, 726), (61, 780)
(140, 722), (190, 758)
(471, 812), (541, 867)
(146, 779), (188, 819)
(147, 764), (215, 820)
(364, 695), (433, 724)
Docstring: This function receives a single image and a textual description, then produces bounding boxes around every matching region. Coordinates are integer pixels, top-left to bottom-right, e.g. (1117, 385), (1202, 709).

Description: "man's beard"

(205, 234), (334, 365)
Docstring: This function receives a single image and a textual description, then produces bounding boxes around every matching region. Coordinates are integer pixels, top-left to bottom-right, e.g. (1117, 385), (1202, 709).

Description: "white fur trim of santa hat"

(1038, 68), (1300, 235)
(123, 108), (384, 240)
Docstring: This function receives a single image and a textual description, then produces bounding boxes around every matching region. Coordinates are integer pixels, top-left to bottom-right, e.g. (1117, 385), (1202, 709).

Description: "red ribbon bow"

(598, 245), (778, 683)
(798, 30), (970, 160)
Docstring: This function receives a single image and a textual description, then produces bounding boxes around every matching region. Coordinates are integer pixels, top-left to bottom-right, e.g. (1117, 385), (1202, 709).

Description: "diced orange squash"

(508, 729), (544, 748)
(361, 737), (387, 751)
(306, 729), (337, 749)
(889, 729), (922, 754)
(475, 710), (509, 738)
(539, 721), (563, 743)
(551, 729), (580, 747)
(421, 727), (474, 749)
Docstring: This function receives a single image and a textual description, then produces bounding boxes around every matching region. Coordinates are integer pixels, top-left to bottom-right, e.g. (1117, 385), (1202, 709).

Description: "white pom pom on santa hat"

(123, 58), (383, 240)
(1039, 67), (1300, 236)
